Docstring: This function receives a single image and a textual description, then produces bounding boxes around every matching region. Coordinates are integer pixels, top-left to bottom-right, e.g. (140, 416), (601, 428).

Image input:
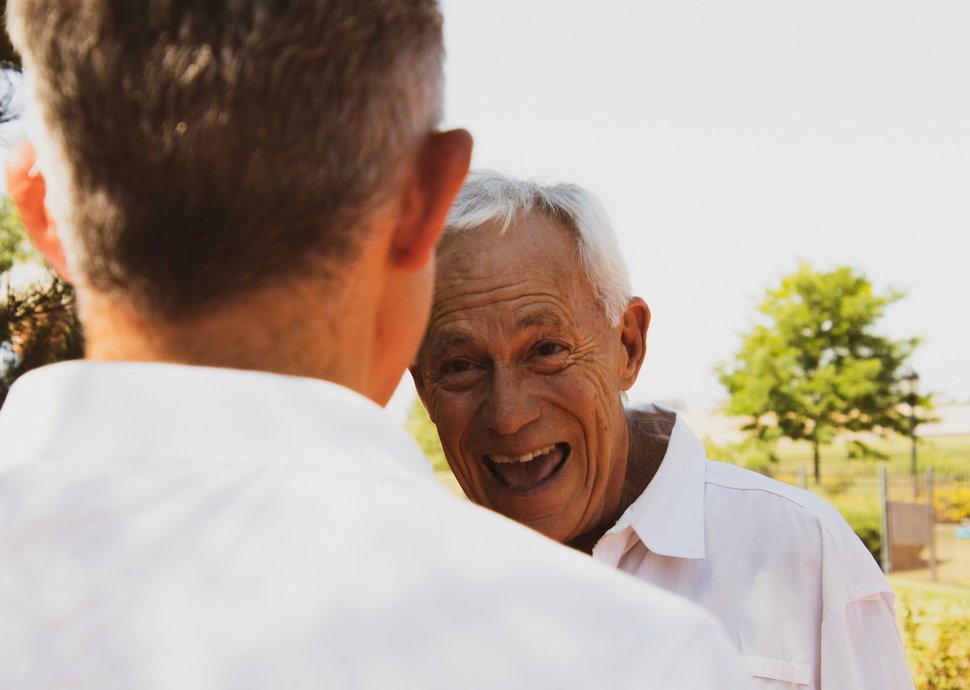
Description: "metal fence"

(882, 469), (970, 587)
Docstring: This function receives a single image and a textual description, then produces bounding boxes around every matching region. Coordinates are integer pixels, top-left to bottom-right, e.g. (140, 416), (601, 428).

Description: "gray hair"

(444, 171), (631, 325)
(8, 0), (444, 319)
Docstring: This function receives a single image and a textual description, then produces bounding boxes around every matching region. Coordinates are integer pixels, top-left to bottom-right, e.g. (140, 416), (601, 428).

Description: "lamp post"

(900, 368), (920, 478)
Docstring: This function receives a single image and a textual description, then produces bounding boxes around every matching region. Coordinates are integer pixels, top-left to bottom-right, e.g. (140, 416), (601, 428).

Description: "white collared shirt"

(593, 405), (914, 690)
(0, 362), (752, 690)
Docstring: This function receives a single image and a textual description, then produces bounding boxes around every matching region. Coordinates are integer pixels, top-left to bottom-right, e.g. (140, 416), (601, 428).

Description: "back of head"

(444, 170), (631, 325)
(7, 0), (444, 319)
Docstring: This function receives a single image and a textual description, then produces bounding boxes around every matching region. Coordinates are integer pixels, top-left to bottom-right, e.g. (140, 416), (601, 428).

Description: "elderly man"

(413, 171), (914, 689)
(0, 2), (754, 689)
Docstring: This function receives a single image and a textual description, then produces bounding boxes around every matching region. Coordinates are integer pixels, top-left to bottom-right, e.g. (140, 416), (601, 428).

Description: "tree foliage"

(0, 196), (40, 272)
(0, 196), (83, 407)
(718, 264), (931, 482)
(1, 275), (84, 406)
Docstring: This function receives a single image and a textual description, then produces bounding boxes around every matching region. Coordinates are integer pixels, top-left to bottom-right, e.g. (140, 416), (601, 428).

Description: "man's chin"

(493, 500), (581, 545)
(525, 515), (583, 545)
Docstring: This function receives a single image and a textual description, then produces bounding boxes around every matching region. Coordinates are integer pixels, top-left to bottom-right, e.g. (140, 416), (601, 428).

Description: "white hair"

(444, 170), (631, 325)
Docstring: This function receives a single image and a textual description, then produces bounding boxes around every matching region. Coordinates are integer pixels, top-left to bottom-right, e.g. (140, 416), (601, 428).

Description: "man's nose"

(482, 367), (540, 436)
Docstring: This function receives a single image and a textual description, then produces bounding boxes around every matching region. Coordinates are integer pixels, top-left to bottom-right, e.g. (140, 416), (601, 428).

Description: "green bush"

(902, 593), (970, 689)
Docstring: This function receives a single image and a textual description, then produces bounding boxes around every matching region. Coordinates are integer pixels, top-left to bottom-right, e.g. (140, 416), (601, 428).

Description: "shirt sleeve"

(653, 620), (755, 690)
(820, 592), (915, 690)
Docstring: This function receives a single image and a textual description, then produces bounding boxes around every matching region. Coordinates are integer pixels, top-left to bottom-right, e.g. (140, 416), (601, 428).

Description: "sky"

(389, 0), (970, 414)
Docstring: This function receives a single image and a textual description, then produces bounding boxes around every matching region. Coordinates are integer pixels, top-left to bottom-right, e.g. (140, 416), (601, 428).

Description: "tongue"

(490, 446), (563, 490)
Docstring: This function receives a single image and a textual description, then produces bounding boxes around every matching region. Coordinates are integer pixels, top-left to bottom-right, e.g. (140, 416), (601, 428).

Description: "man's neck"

(80, 277), (376, 396)
(566, 409), (670, 555)
(619, 407), (670, 509)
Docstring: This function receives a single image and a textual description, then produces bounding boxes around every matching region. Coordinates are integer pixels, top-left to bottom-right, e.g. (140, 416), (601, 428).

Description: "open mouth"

(483, 443), (570, 491)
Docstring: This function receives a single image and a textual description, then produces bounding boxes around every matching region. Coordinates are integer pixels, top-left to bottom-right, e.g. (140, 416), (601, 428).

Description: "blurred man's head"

(412, 172), (650, 544)
(6, 0), (471, 402)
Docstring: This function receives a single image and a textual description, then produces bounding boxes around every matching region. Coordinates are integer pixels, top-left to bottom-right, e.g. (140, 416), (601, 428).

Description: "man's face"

(414, 213), (634, 543)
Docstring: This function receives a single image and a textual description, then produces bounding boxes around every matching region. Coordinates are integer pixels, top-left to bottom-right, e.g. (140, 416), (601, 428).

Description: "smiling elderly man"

(412, 170), (915, 690)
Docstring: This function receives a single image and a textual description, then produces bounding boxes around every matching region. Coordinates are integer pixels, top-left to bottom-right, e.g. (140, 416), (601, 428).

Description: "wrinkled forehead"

(436, 210), (581, 282)
(423, 212), (605, 351)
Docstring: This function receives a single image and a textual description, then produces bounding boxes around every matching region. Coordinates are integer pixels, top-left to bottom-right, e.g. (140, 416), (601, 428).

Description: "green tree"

(718, 263), (930, 483)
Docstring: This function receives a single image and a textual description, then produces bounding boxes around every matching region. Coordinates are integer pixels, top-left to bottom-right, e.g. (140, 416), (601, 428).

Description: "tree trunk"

(813, 438), (821, 485)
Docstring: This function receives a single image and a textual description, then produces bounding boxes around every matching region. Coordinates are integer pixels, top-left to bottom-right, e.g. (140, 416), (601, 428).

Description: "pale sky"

(397, 0), (969, 414)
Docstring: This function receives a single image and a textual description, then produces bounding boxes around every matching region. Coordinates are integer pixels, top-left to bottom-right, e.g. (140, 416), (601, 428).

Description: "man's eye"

(441, 359), (473, 375)
(534, 342), (565, 357)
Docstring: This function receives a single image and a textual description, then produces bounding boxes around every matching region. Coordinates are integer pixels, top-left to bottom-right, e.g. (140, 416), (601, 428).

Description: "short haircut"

(443, 170), (631, 325)
(7, 0), (444, 318)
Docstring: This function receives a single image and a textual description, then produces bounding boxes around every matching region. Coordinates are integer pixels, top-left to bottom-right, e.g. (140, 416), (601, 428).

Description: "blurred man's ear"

(618, 297), (650, 391)
(6, 141), (72, 282)
(390, 129), (472, 270)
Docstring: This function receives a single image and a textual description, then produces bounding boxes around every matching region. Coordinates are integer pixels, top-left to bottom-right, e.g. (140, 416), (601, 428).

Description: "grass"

(891, 576), (970, 620)
(772, 434), (970, 480)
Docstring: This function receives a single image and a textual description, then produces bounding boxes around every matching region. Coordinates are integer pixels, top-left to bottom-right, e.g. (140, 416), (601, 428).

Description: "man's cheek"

(433, 406), (475, 476)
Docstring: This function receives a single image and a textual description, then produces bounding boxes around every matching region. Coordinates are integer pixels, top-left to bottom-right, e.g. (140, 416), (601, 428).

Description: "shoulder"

(704, 460), (848, 530)
(703, 459), (890, 601)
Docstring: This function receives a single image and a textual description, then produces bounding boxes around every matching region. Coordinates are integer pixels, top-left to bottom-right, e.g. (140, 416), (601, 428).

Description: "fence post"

(879, 467), (891, 574)
(798, 464), (807, 491)
(926, 467), (937, 583)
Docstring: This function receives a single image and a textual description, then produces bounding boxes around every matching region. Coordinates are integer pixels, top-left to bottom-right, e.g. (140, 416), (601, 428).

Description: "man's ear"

(391, 129), (473, 270)
(618, 297), (650, 391)
(5, 141), (72, 281)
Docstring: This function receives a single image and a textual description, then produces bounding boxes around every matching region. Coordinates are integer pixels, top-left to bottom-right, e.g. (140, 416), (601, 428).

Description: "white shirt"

(593, 405), (913, 690)
(0, 362), (752, 690)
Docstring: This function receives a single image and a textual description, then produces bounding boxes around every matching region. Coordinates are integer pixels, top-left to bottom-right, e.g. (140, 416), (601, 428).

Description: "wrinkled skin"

(412, 212), (650, 546)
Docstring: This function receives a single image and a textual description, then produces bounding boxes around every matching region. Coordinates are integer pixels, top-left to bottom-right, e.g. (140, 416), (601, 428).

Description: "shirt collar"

(602, 405), (708, 560)
(0, 360), (435, 482)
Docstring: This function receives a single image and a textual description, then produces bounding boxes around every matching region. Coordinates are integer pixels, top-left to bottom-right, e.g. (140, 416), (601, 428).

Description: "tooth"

(488, 444), (558, 465)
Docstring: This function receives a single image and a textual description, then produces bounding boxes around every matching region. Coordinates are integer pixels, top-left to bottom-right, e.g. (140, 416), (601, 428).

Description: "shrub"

(933, 485), (970, 524)
(901, 593), (970, 689)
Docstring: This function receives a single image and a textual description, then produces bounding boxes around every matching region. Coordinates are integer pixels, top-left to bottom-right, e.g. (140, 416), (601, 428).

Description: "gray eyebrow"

(514, 311), (563, 330)
(426, 332), (471, 362)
